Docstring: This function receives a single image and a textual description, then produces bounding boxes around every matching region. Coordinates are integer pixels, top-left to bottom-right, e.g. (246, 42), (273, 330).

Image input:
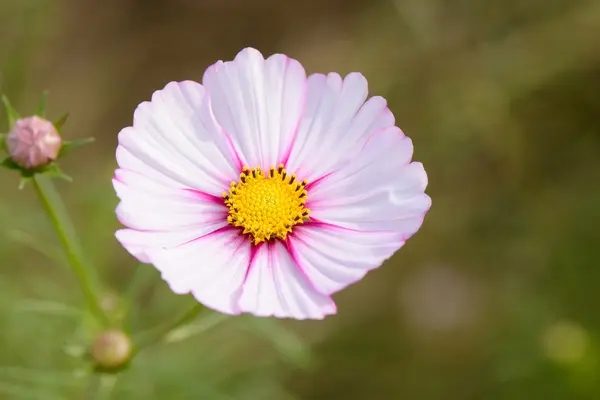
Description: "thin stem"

(95, 374), (117, 400)
(31, 174), (107, 325)
(123, 263), (153, 334)
(134, 302), (204, 351)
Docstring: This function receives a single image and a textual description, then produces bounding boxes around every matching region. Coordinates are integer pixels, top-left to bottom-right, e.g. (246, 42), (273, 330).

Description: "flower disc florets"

(223, 164), (309, 244)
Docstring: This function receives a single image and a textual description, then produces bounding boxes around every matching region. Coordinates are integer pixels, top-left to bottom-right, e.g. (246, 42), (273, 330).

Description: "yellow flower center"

(223, 164), (310, 245)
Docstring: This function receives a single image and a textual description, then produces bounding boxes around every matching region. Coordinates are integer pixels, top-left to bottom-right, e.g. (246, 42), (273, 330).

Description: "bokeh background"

(1, 0), (600, 398)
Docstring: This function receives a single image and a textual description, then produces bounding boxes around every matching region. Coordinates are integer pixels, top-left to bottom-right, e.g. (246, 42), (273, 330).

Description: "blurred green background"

(1, 0), (600, 398)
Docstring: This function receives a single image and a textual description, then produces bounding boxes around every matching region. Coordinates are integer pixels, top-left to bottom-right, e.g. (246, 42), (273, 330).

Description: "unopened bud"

(6, 116), (62, 169)
(91, 330), (133, 370)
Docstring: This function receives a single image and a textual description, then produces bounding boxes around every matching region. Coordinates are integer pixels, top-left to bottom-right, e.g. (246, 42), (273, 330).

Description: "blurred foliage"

(1, 0), (600, 398)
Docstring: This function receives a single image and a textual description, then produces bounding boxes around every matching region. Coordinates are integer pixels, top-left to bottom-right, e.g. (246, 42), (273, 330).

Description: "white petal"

(114, 168), (228, 261)
(116, 80), (240, 196)
(288, 223), (404, 295)
(238, 241), (336, 320)
(116, 224), (226, 253)
(114, 170), (227, 231)
(121, 243), (151, 264)
(308, 126), (431, 236)
(148, 228), (251, 315)
(202, 47), (307, 169)
(285, 72), (395, 182)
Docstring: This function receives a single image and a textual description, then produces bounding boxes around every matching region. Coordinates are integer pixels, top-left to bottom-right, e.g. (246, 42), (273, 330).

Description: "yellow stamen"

(224, 164), (310, 245)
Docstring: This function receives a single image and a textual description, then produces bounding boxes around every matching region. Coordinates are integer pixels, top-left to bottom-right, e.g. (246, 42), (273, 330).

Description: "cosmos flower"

(113, 48), (431, 320)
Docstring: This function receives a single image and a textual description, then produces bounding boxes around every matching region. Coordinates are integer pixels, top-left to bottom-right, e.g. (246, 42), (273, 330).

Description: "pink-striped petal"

(285, 72), (395, 182)
(116, 80), (240, 196)
(114, 169), (227, 231)
(287, 223), (404, 295)
(114, 169), (228, 262)
(238, 241), (336, 320)
(308, 126), (431, 236)
(202, 47), (307, 170)
(148, 228), (252, 315)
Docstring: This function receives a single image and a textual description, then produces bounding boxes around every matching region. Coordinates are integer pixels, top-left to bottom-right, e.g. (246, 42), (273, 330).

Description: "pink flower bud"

(6, 116), (62, 169)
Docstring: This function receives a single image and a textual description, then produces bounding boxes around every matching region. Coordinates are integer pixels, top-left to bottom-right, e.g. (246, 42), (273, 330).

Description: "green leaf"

(53, 112), (69, 131)
(35, 91), (48, 117)
(13, 299), (82, 319)
(164, 312), (230, 343)
(58, 137), (95, 158)
(62, 342), (86, 358)
(4, 229), (64, 265)
(238, 317), (311, 368)
(1, 95), (20, 129)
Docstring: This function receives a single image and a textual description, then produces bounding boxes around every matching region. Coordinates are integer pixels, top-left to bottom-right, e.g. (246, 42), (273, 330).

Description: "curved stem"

(31, 174), (107, 325)
(134, 302), (204, 351)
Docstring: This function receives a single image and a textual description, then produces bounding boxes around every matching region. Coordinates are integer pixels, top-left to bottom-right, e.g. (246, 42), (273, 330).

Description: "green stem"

(123, 263), (153, 334)
(31, 174), (107, 325)
(95, 374), (117, 400)
(134, 303), (204, 351)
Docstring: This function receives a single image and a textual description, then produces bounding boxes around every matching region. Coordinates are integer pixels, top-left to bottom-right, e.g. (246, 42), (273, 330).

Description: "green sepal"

(42, 163), (73, 182)
(58, 137), (95, 158)
(1, 156), (21, 171)
(1, 157), (40, 176)
(1, 95), (20, 129)
(1, 157), (72, 185)
(35, 90), (48, 117)
(53, 112), (69, 131)
(0, 133), (7, 152)
(18, 176), (31, 190)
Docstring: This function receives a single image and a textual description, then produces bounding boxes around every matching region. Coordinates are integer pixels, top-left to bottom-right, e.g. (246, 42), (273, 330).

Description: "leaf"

(35, 91), (48, 117)
(164, 312), (230, 344)
(237, 317), (311, 368)
(53, 112), (69, 131)
(0, 132), (6, 152)
(13, 299), (81, 318)
(1, 94), (20, 129)
(58, 137), (95, 158)
(62, 343), (86, 358)
(4, 229), (64, 265)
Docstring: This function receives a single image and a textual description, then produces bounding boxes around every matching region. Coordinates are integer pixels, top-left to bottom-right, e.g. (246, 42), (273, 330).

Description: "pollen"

(223, 164), (310, 245)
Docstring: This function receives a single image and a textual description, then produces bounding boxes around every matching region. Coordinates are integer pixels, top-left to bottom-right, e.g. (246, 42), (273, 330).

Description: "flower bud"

(6, 116), (62, 169)
(91, 330), (133, 370)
